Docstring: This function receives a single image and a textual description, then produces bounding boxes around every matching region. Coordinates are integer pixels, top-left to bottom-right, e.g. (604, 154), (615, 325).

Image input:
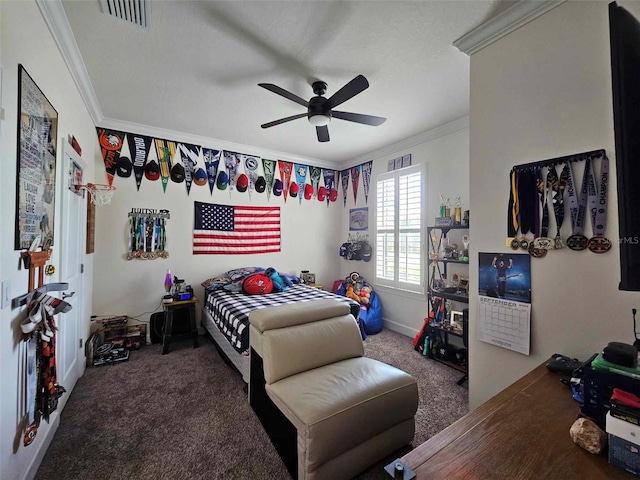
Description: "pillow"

(201, 275), (230, 289)
(225, 267), (263, 282)
(223, 279), (244, 293)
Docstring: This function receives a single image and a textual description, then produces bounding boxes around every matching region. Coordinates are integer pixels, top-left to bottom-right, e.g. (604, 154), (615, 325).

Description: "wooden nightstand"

(161, 296), (199, 355)
(307, 284), (324, 290)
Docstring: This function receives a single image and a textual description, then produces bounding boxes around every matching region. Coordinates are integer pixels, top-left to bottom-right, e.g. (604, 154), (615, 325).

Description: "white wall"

(468, 0), (640, 409)
(92, 149), (343, 327)
(0, 1), (97, 478)
(339, 120), (470, 337)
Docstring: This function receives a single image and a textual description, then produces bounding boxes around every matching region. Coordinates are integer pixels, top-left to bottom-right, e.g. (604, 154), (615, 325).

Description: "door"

(56, 141), (86, 402)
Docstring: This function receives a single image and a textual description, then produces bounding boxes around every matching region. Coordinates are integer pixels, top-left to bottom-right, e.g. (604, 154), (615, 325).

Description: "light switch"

(1, 280), (10, 309)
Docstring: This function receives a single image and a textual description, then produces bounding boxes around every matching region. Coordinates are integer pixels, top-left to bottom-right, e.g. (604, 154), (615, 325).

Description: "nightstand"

(161, 296), (199, 354)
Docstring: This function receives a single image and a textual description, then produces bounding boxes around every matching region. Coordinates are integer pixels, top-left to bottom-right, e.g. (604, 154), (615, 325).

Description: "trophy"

(461, 235), (469, 261)
(454, 197), (462, 224)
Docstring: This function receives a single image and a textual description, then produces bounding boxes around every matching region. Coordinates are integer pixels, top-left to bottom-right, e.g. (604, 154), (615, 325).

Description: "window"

(375, 164), (425, 293)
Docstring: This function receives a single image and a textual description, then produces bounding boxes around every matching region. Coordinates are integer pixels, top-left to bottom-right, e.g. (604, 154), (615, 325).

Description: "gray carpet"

(36, 329), (468, 480)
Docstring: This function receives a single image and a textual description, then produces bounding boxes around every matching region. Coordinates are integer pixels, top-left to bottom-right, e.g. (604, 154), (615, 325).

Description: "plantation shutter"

(375, 164), (424, 293)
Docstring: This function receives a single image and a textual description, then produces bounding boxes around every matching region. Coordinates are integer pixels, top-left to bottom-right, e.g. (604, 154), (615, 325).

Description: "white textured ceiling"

(61, 0), (511, 164)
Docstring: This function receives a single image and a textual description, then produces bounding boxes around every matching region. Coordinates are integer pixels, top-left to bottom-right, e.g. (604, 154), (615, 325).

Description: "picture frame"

(387, 159), (395, 171)
(450, 310), (464, 331)
(394, 157), (403, 169)
(15, 65), (58, 250)
(349, 207), (368, 231)
(402, 154), (412, 167)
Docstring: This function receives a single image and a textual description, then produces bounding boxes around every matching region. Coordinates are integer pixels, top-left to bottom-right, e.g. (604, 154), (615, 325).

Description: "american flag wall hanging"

(193, 201), (281, 254)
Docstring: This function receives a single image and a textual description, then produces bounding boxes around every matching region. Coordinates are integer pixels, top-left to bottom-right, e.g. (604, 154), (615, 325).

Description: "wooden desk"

(400, 362), (635, 479)
(162, 296), (199, 355)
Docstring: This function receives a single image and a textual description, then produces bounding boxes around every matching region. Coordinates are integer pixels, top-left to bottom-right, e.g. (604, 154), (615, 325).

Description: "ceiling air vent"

(100, 0), (151, 28)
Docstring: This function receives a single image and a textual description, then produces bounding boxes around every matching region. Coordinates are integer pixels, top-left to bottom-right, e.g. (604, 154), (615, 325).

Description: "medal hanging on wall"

(530, 168), (554, 257)
(566, 159), (589, 251)
(506, 170), (522, 250)
(587, 154), (612, 254)
(552, 164), (568, 249)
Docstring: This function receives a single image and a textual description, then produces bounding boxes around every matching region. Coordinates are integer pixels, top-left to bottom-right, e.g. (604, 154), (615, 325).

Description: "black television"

(610, 2), (640, 291)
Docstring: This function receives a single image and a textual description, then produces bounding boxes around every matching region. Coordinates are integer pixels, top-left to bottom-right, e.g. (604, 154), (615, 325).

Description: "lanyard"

(552, 165), (568, 248)
(587, 155), (611, 253)
(565, 160), (589, 251)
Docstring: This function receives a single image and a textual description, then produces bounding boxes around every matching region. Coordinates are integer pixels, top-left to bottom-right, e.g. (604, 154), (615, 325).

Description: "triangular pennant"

(223, 151), (241, 195)
(154, 138), (176, 192)
(323, 169), (335, 207)
(341, 169), (350, 207)
(96, 128), (125, 187)
(202, 148), (220, 195)
(127, 134), (153, 191)
(263, 159), (276, 201)
(278, 160), (293, 202)
(179, 143), (200, 195)
(294, 164), (308, 205)
(361, 161), (372, 203)
(309, 166), (321, 199)
(350, 165), (361, 204)
(244, 155), (260, 200)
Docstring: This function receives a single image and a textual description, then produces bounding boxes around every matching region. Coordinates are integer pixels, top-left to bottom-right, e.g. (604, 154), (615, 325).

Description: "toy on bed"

(201, 267), (301, 294)
(335, 272), (383, 335)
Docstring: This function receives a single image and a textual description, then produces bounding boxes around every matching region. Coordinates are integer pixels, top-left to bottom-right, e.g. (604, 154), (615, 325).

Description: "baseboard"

(382, 318), (418, 338)
(24, 414), (60, 480)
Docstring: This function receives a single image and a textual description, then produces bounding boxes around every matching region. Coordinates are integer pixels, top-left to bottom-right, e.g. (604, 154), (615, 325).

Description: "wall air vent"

(100, 0), (151, 28)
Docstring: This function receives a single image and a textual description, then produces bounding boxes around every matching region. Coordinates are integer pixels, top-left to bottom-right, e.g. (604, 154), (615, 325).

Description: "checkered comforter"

(205, 284), (360, 354)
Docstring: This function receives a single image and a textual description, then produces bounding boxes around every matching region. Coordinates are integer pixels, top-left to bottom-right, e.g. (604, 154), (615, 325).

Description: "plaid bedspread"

(205, 284), (360, 354)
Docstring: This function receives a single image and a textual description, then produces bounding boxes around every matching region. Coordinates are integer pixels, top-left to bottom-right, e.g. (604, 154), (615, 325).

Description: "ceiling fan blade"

(258, 83), (309, 107)
(326, 75), (369, 109)
(261, 113), (308, 129)
(316, 125), (330, 142)
(332, 110), (386, 126)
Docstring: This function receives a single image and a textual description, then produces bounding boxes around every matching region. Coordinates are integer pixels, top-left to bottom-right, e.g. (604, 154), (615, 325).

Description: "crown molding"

(453, 0), (566, 56)
(344, 116), (469, 167)
(98, 116), (328, 166)
(36, 0), (104, 124)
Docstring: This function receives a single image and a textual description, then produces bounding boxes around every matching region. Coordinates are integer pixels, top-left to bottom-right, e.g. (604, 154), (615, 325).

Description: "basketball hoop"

(81, 183), (116, 206)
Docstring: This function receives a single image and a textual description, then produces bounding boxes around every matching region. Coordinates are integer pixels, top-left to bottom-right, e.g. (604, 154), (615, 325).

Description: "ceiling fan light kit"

(259, 75), (386, 143)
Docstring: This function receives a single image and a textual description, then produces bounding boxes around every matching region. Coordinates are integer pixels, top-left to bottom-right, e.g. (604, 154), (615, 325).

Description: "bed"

(201, 283), (361, 383)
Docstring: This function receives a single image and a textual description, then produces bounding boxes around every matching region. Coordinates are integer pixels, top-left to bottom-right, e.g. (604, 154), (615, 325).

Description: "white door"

(56, 142), (86, 402)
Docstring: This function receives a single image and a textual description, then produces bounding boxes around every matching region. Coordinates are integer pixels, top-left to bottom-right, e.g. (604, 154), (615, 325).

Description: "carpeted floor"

(36, 329), (468, 480)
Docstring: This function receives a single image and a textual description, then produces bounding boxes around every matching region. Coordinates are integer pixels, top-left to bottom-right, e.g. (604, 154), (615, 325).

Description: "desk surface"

(401, 362), (636, 479)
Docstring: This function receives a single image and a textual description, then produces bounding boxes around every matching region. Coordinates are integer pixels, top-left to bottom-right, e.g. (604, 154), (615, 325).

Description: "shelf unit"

(425, 225), (469, 380)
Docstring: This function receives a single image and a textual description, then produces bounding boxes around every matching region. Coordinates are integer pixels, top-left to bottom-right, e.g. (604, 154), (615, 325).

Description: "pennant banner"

(294, 164), (308, 204)
(202, 148), (220, 195)
(341, 170), (350, 207)
(96, 128), (125, 187)
(127, 134), (152, 191)
(309, 166), (321, 199)
(323, 169), (335, 207)
(244, 155), (260, 198)
(361, 161), (372, 204)
(224, 151), (241, 194)
(179, 143), (200, 195)
(263, 159), (276, 202)
(350, 165), (361, 204)
(278, 160), (293, 203)
(154, 138), (176, 192)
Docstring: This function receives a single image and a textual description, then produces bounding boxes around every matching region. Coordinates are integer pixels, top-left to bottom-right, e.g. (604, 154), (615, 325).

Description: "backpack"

(242, 274), (274, 295)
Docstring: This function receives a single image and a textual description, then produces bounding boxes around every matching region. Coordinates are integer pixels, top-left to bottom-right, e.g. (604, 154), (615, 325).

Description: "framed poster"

(15, 65), (58, 249)
(349, 207), (368, 231)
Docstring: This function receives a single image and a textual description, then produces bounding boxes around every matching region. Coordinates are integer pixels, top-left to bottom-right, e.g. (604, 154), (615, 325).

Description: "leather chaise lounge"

(249, 299), (419, 480)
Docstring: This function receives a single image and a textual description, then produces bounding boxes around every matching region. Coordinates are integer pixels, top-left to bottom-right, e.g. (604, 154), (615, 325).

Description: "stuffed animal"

(264, 267), (288, 292)
(345, 284), (361, 303)
(359, 286), (371, 305)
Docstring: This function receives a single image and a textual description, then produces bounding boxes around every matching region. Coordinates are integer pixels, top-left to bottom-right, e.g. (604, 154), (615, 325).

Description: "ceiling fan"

(258, 75), (386, 143)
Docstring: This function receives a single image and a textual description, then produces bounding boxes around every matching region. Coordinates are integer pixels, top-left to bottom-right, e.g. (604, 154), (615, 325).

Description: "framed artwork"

(349, 207), (368, 231)
(394, 157), (403, 169)
(450, 310), (464, 330)
(387, 158), (395, 171)
(15, 65), (58, 250)
(402, 154), (412, 167)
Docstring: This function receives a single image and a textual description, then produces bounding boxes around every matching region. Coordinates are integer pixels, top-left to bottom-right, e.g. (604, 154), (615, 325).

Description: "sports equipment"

(82, 183), (116, 206)
(259, 75), (386, 143)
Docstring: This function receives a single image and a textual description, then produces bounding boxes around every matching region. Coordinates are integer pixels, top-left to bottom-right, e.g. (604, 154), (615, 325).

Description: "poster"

(477, 252), (532, 355)
(15, 65), (58, 249)
(349, 207), (368, 231)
